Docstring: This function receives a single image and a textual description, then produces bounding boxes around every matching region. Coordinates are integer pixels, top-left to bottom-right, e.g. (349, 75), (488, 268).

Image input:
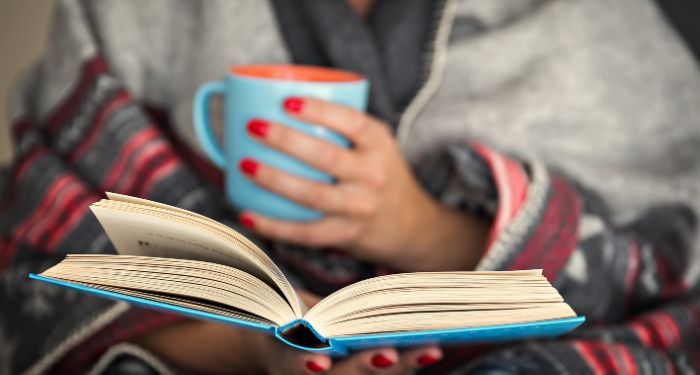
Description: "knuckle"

(342, 223), (362, 242)
(293, 226), (313, 244)
(296, 183), (321, 207)
(311, 184), (333, 209)
(366, 169), (388, 191)
(354, 199), (377, 218)
(375, 126), (395, 150)
(266, 224), (287, 242)
(315, 101), (333, 121)
(288, 135), (309, 156)
(318, 144), (340, 170)
(347, 112), (369, 138)
(375, 123), (391, 139)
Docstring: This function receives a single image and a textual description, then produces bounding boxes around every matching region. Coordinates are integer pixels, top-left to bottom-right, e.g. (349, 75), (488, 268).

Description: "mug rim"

(229, 64), (364, 83)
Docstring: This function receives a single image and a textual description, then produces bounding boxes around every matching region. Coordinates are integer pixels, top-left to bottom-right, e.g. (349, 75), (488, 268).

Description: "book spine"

(274, 320), (348, 355)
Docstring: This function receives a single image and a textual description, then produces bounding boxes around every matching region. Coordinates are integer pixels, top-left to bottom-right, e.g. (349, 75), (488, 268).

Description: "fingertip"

(239, 157), (259, 176)
(238, 212), (256, 229)
(304, 355), (331, 373)
(416, 346), (442, 368)
(283, 97), (305, 113)
(417, 354), (441, 367)
(424, 346), (443, 358)
(247, 118), (270, 138)
(369, 348), (399, 369)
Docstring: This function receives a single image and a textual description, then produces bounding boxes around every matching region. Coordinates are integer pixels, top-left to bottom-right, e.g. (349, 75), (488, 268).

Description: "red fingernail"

(239, 158), (258, 176)
(371, 354), (393, 368)
(305, 360), (325, 373)
(283, 97), (304, 113)
(247, 119), (269, 137)
(238, 213), (255, 229)
(417, 355), (440, 367)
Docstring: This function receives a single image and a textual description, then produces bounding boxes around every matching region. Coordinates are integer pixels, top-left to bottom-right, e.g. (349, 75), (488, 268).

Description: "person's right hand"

(256, 332), (442, 374)
(256, 291), (442, 374)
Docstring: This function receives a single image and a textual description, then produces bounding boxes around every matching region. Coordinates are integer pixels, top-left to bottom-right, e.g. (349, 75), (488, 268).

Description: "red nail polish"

(247, 119), (269, 137)
(417, 355), (440, 367)
(371, 354), (393, 368)
(283, 97), (304, 113)
(238, 213), (255, 229)
(239, 158), (258, 176)
(305, 360), (325, 373)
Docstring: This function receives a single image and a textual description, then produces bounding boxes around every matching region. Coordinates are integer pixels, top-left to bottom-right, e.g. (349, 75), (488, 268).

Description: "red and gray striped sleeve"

(420, 142), (699, 374)
(0, 55), (226, 373)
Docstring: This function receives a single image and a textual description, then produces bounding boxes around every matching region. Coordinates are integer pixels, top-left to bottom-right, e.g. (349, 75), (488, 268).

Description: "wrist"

(399, 198), (489, 272)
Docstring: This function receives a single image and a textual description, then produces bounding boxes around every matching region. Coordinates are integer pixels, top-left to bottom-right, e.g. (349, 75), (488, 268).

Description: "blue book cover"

(29, 273), (584, 356)
(28, 194), (585, 355)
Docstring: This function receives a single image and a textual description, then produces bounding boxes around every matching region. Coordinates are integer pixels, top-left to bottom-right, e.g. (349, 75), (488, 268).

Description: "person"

(1, 0), (699, 373)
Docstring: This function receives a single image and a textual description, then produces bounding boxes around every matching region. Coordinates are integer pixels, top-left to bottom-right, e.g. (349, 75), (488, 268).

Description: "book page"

(305, 270), (577, 338)
(91, 206), (259, 274)
(91, 195), (303, 317)
(41, 254), (297, 325)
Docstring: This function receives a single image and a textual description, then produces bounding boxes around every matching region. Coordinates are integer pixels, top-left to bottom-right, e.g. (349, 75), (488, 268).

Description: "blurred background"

(0, 0), (698, 167)
(0, 0), (53, 165)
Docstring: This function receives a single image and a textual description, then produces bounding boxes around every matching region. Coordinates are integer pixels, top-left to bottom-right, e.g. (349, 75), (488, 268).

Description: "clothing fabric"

(1, 0), (700, 374)
(269, 0), (440, 125)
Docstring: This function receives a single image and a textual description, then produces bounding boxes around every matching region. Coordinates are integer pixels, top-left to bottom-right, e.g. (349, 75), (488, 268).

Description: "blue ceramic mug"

(193, 65), (369, 221)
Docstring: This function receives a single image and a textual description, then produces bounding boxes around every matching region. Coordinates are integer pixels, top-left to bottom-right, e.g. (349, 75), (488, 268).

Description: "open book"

(30, 193), (584, 354)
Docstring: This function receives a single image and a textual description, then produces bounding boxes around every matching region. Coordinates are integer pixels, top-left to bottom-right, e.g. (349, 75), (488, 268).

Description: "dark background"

(656, 0), (700, 60)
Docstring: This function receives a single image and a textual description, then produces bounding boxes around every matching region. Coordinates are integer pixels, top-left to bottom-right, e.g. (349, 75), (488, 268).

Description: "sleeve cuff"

(468, 143), (582, 282)
(53, 307), (187, 373)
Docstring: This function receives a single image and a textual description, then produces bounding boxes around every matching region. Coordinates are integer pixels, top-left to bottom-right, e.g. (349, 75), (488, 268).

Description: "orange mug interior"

(230, 65), (363, 83)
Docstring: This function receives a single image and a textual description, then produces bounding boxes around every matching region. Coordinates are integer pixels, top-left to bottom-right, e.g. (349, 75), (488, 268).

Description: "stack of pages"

(31, 193), (584, 354)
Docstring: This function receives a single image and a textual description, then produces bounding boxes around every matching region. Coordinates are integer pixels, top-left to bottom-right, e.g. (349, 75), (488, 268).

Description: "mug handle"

(193, 81), (227, 168)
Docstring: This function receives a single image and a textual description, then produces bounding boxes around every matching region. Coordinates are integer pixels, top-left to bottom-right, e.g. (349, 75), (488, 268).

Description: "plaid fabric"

(52, 309), (185, 374)
(1, 6), (698, 374)
(414, 145), (700, 374)
(0, 55), (229, 374)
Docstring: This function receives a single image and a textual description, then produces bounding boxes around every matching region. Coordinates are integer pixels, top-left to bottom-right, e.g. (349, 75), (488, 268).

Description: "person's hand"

(238, 97), (489, 272)
(258, 335), (441, 375)
(135, 291), (442, 374)
(259, 291), (441, 374)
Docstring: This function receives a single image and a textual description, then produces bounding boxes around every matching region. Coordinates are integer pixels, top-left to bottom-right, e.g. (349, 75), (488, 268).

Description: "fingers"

(282, 97), (389, 149)
(300, 354), (333, 374)
(247, 118), (361, 181)
(239, 158), (376, 218)
(329, 346), (442, 374)
(262, 335), (333, 375)
(277, 350), (332, 375)
(397, 345), (443, 370)
(330, 348), (399, 374)
(265, 337), (441, 375)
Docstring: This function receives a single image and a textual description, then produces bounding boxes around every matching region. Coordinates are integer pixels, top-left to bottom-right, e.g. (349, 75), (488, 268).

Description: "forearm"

(134, 320), (265, 374)
(411, 142), (697, 320)
(400, 202), (490, 272)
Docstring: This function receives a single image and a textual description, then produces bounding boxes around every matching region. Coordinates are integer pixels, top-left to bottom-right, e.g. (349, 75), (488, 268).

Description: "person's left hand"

(238, 97), (488, 272)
